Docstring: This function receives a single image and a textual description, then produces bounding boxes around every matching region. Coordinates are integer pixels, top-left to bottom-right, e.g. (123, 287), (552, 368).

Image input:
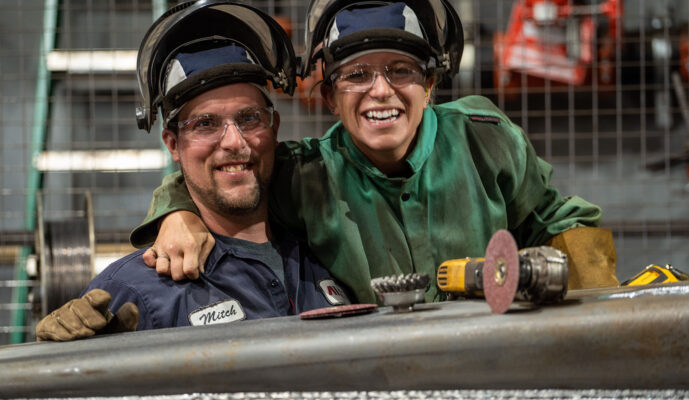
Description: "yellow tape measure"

(621, 264), (689, 286)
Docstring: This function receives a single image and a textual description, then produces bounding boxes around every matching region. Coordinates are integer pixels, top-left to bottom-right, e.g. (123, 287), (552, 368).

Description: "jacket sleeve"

(455, 96), (603, 248)
(129, 171), (199, 248)
(478, 101), (602, 247)
(267, 141), (315, 238)
(508, 148), (603, 248)
(491, 111), (615, 288)
(461, 98), (616, 288)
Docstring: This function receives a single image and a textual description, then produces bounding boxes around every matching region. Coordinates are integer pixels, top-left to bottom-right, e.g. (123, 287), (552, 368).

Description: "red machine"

(494, 0), (621, 93)
(681, 28), (689, 82)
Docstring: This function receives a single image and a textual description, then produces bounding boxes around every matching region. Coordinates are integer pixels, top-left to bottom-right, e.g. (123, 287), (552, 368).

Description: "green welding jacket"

(130, 95), (602, 304)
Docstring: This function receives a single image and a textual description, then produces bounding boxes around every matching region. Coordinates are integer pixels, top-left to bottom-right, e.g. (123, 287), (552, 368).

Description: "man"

(35, 1), (348, 341)
(133, 0), (619, 305)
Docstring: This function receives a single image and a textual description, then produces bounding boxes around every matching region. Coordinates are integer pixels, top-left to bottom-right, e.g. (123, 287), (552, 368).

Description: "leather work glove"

(546, 227), (620, 290)
(35, 288), (139, 342)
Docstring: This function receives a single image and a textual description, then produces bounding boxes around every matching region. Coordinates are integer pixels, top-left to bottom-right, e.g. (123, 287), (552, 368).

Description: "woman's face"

(326, 52), (433, 175)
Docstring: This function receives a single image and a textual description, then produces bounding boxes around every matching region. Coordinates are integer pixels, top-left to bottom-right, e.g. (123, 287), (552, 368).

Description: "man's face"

(162, 84), (278, 220)
(326, 52), (433, 174)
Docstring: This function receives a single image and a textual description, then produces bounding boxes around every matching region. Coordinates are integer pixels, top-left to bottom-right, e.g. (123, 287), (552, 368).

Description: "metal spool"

(35, 191), (95, 316)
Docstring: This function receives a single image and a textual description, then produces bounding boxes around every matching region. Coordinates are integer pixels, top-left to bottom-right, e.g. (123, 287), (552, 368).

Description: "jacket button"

(401, 192), (411, 201)
(270, 280), (279, 288)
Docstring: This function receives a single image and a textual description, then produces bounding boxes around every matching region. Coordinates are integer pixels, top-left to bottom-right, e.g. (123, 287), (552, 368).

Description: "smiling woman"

(323, 51), (432, 176)
(134, 0), (618, 305)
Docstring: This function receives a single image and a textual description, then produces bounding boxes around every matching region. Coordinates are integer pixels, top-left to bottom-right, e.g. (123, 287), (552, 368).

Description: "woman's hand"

(142, 211), (215, 280)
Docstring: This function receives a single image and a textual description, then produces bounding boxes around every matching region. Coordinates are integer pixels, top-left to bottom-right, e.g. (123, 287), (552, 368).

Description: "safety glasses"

(170, 106), (274, 143)
(330, 61), (427, 93)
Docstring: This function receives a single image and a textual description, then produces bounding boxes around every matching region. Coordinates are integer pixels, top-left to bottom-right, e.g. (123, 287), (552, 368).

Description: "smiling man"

(34, 1), (348, 341)
(166, 83), (277, 239)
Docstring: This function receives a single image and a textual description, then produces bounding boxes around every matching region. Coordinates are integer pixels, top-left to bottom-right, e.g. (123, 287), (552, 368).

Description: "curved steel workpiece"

(1, 283), (689, 397)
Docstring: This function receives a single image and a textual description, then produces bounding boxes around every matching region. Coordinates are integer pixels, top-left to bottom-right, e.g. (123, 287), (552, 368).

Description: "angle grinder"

(437, 230), (569, 313)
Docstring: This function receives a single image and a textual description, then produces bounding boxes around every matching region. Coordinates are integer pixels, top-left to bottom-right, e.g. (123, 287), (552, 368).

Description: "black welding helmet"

(302, 0), (463, 80)
(136, 0), (297, 132)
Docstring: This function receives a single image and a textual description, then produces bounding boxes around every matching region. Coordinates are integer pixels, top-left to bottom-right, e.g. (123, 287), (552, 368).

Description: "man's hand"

(35, 289), (139, 342)
(142, 210), (214, 281)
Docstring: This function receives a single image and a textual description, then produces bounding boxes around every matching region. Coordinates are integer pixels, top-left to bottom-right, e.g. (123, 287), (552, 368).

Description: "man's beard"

(181, 164), (266, 216)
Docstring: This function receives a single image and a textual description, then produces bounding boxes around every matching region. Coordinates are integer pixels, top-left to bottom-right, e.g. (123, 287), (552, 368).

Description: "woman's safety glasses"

(330, 61), (427, 93)
(171, 106), (274, 143)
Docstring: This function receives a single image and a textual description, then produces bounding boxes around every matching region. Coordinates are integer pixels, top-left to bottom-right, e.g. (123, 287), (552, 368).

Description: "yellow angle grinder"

(437, 230), (569, 313)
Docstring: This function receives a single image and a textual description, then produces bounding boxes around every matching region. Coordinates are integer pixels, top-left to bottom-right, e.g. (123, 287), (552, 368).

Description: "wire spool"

(35, 192), (95, 316)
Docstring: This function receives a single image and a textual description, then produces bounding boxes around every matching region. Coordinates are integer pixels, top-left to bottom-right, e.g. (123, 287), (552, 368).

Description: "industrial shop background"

(0, 0), (688, 345)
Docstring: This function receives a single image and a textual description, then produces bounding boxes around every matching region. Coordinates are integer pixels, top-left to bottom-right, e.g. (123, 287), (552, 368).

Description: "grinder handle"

(437, 258), (485, 297)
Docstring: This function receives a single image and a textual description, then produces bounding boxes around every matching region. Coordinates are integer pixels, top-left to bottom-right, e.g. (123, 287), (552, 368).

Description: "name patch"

(188, 299), (246, 326)
(319, 279), (350, 305)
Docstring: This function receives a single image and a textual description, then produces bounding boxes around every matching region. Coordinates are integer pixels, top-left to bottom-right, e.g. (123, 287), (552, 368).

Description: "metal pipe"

(1, 230), (133, 247)
(10, 0), (59, 345)
(1, 283), (688, 397)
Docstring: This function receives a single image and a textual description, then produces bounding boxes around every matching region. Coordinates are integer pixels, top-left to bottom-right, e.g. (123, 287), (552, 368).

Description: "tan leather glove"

(35, 289), (139, 342)
(546, 227), (619, 289)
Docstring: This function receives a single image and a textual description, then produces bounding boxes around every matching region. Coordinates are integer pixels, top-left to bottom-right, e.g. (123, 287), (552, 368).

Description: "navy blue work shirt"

(84, 232), (350, 330)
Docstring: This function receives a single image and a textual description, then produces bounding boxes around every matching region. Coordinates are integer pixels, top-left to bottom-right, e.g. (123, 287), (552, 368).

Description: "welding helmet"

(301, 0), (463, 80)
(136, 0), (297, 132)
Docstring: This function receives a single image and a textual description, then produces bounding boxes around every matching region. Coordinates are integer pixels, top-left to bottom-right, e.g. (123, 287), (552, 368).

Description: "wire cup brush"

(370, 273), (430, 312)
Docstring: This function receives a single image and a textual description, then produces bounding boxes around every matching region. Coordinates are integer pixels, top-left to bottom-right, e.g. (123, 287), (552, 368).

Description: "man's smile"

(217, 163), (251, 173)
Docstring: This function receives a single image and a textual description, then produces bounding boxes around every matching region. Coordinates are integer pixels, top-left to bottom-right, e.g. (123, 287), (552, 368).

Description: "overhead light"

(460, 43), (475, 71)
(34, 149), (169, 172)
(46, 50), (137, 73)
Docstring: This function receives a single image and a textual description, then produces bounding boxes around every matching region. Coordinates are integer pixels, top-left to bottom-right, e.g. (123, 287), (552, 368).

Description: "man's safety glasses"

(330, 61), (427, 93)
(171, 106), (274, 143)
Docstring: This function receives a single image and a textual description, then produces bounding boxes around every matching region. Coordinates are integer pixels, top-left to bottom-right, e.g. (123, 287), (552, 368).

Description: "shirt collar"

(203, 230), (299, 275)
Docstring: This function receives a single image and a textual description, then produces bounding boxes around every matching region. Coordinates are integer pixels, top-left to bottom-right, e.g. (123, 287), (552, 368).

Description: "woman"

(131, 0), (618, 304)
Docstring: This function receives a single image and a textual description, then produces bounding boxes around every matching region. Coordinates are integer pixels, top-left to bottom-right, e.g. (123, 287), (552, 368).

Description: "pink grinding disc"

(483, 230), (520, 314)
(299, 303), (378, 320)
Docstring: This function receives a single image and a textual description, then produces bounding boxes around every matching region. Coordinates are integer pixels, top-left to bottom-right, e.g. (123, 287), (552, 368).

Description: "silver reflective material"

(604, 283), (689, 299)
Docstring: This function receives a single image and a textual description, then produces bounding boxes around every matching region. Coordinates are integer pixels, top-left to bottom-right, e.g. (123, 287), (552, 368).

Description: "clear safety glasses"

(329, 61), (427, 93)
(171, 106), (274, 143)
